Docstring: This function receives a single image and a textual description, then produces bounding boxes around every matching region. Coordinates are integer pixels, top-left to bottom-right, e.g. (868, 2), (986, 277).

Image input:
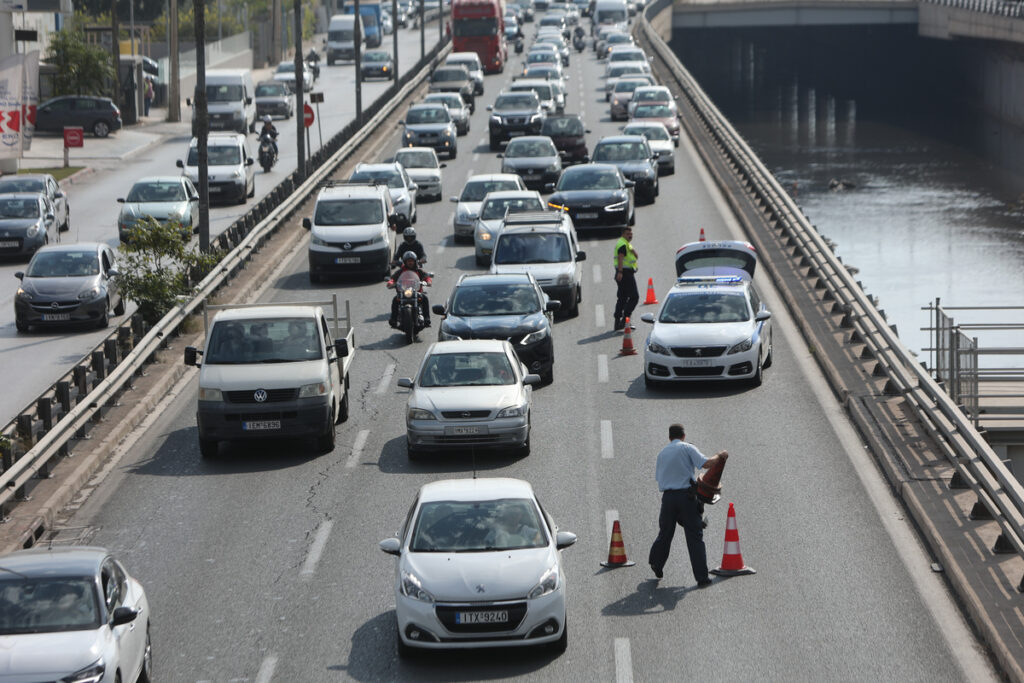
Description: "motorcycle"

(573, 34), (586, 52)
(306, 50), (321, 80)
(388, 270), (431, 343)
(258, 133), (277, 172)
(515, 37), (524, 54)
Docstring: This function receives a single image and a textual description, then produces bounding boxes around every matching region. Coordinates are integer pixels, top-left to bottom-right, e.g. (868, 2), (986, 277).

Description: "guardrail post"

(969, 497), (993, 520)
(131, 314), (145, 340)
(948, 470), (969, 489)
(0, 435), (11, 520)
(35, 399), (53, 478)
(104, 338), (119, 367)
(14, 415), (32, 500)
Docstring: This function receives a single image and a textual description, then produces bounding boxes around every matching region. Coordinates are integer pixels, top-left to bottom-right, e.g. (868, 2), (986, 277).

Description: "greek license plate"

(41, 313), (70, 321)
(243, 420), (281, 431)
(455, 610), (508, 624)
(209, 186), (221, 193)
(0, 240), (18, 248)
(334, 257), (360, 264)
(451, 426), (481, 435)
(576, 212), (598, 219)
(524, 173), (541, 179)
(681, 359), (712, 367)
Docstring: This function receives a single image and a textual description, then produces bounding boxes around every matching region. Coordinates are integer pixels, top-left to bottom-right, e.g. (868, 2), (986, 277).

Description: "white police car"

(640, 239), (773, 387)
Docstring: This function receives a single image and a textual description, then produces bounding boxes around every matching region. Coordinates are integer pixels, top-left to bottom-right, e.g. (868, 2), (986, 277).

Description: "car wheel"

(248, 179), (256, 198)
(449, 146), (457, 160)
(309, 271), (321, 284)
(336, 388), (350, 424)
(762, 334), (773, 369)
(566, 289), (580, 317)
(406, 441), (422, 461)
(628, 210), (636, 227)
(489, 136), (501, 151)
(317, 412), (337, 452)
(549, 620), (568, 654)
(97, 299), (110, 328)
(199, 437), (218, 459)
(750, 354), (763, 388)
(541, 365), (553, 384)
(113, 297), (126, 316)
(397, 627), (420, 658)
(138, 626), (153, 683)
(14, 317), (28, 333)
(92, 120), (111, 138)
(475, 253), (489, 267)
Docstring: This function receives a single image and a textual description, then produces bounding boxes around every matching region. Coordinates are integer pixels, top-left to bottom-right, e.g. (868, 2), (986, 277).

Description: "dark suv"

(35, 96), (122, 138)
(541, 114), (589, 164)
(590, 135), (659, 204)
(433, 272), (560, 383)
(487, 91), (545, 151)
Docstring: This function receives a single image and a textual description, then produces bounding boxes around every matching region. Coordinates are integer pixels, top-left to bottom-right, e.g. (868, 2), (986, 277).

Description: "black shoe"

(389, 320), (398, 329)
(614, 319), (625, 331)
(650, 564), (663, 579)
(696, 578), (713, 588)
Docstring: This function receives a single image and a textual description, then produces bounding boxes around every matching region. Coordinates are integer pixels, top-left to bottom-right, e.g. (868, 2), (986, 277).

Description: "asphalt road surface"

(50, 25), (996, 683)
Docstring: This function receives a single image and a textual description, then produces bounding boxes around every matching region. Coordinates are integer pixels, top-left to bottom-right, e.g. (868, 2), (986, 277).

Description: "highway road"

(0, 23), (445, 424)
(50, 27), (996, 682)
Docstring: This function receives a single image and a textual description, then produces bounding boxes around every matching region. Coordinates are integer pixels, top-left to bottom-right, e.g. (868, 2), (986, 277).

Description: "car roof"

(355, 162), (402, 173)
(29, 242), (106, 255)
(424, 92), (462, 101)
(0, 174), (52, 183)
(505, 135), (553, 145)
(562, 162), (620, 176)
(634, 86), (671, 95)
(511, 79), (550, 87)
(319, 183), (387, 199)
(427, 339), (510, 356)
(596, 135), (648, 145)
(133, 176), (185, 184)
(213, 305), (321, 322)
(456, 272), (534, 287)
(0, 192), (42, 200)
(466, 173), (524, 184)
(396, 146), (437, 155)
(418, 477), (535, 503)
(0, 546), (109, 577)
(408, 102), (446, 111)
(483, 189), (542, 201)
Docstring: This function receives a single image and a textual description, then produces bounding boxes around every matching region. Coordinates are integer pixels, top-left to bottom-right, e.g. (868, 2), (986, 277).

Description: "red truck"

(451, 0), (507, 74)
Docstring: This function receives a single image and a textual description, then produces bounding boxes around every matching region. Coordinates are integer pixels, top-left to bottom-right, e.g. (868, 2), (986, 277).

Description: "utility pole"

(195, 0), (210, 252)
(271, 0), (281, 64)
(293, 0), (305, 180)
(168, 0), (180, 121)
(110, 0), (120, 106)
(392, 0), (398, 77)
(439, 0), (443, 44)
(419, 0), (424, 59)
(354, 0), (362, 122)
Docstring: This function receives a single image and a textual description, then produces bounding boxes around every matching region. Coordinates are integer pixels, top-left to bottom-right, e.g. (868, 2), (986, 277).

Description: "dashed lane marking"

(601, 420), (613, 458)
(597, 354), (608, 383)
(593, 264), (602, 283)
(300, 521), (333, 578)
(595, 303), (605, 328)
(346, 430), (369, 468)
(376, 363), (396, 394)
(614, 638), (634, 683)
(255, 655), (278, 683)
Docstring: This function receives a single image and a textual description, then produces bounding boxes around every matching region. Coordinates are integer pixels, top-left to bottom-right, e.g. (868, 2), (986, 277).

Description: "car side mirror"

(14, 271), (24, 280)
(186, 97), (192, 106)
(379, 537), (401, 555)
(556, 531), (577, 549)
(335, 339), (349, 358)
(486, 105), (494, 111)
(397, 377), (413, 388)
(54, 190), (65, 198)
(107, 268), (120, 278)
(576, 250), (586, 261)
(523, 373), (542, 385)
(110, 606), (139, 627)
(116, 197), (125, 203)
(449, 196), (459, 202)
(640, 313), (655, 323)
(176, 159), (184, 168)
(397, 119), (405, 125)
(439, 163), (447, 168)
(245, 97), (253, 105)
(755, 310), (772, 322)
(545, 300), (561, 312)
(45, 214), (55, 224)
(302, 217), (312, 229)
(496, 153), (503, 158)
(246, 158), (254, 166)
(624, 179), (635, 188)
(184, 346), (200, 366)
(431, 304), (445, 315)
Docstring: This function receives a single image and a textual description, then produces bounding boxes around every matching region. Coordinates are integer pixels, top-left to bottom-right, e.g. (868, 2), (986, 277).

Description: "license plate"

(334, 257), (360, 264)
(455, 610), (508, 624)
(243, 420), (281, 431)
(577, 212), (598, 219)
(451, 426), (482, 435)
(680, 359), (712, 367)
(0, 240), (17, 248)
(524, 173), (541, 180)
(209, 186), (221, 193)
(41, 313), (70, 321)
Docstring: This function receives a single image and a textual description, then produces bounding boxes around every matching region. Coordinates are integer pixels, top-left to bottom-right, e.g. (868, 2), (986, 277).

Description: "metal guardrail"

(923, 0), (1024, 18)
(0, 37), (452, 526)
(639, 0), (1024, 586)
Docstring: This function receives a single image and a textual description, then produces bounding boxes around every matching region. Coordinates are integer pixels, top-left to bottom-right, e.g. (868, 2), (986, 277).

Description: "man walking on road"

(648, 423), (727, 585)
(613, 226), (639, 331)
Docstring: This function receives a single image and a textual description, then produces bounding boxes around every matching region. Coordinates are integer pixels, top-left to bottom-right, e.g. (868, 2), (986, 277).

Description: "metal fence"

(923, 0), (1024, 17)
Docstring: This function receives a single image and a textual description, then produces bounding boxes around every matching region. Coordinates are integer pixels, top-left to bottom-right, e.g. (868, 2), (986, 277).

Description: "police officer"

(613, 226), (638, 331)
(648, 423), (727, 585)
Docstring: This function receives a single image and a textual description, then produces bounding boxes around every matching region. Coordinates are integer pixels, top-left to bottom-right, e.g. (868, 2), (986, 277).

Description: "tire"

(762, 333), (774, 369)
(97, 300), (109, 328)
(541, 365), (553, 384)
(519, 423), (531, 457)
(336, 388), (349, 424)
(113, 297), (126, 316)
(199, 437), (218, 459)
(406, 441), (422, 462)
(750, 354), (763, 388)
(489, 136), (501, 151)
(449, 146), (457, 160)
(248, 180), (256, 198)
(14, 317), (27, 333)
(397, 627), (420, 658)
(92, 120), (111, 138)
(309, 271), (321, 284)
(137, 627), (153, 683)
(475, 253), (489, 267)
(402, 307), (415, 344)
(317, 413), (336, 452)
(644, 373), (663, 390)
(261, 162), (272, 173)
(628, 210), (636, 227)
(566, 288), (580, 318)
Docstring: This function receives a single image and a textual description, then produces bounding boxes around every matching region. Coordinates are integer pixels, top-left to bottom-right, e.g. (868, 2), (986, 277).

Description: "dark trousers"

(648, 488), (709, 582)
(390, 295), (430, 326)
(613, 268), (638, 324)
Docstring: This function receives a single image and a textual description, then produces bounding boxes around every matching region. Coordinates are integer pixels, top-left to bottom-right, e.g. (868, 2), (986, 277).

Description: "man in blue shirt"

(648, 423), (727, 585)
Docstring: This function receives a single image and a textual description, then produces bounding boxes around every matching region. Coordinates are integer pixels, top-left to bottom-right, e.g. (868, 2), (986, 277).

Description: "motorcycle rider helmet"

(263, 115), (272, 124)
(402, 227), (417, 242)
(402, 251), (418, 267)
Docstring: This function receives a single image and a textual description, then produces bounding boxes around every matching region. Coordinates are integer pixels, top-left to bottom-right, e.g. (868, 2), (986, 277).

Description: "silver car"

(397, 339), (540, 458)
(622, 121), (675, 175)
(0, 546), (152, 683)
(394, 147), (445, 202)
(473, 190), (545, 265)
(450, 173), (527, 242)
(350, 161), (419, 225)
(423, 92), (471, 135)
(0, 192), (55, 260)
(117, 175), (200, 242)
(254, 79), (293, 119)
(0, 173), (69, 233)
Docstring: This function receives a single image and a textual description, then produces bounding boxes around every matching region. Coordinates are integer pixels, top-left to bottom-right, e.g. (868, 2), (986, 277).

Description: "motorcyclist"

(259, 115), (279, 157)
(392, 226), (426, 266)
(573, 25), (586, 50)
(387, 251), (432, 329)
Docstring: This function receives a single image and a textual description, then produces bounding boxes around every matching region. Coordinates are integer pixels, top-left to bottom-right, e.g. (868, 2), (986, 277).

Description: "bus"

(451, 0), (507, 74)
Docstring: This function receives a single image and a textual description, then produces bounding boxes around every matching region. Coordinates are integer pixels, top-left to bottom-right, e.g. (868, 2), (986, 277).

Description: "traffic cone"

(618, 317), (637, 356)
(600, 520), (636, 568)
(710, 503), (756, 576)
(695, 451), (728, 505)
(643, 278), (659, 305)
(699, 228), (706, 242)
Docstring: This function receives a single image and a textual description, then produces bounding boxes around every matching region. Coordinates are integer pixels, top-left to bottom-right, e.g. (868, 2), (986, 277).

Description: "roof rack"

(502, 210), (566, 226)
(320, 180), (386, 189)
(675, 275), (745, 286)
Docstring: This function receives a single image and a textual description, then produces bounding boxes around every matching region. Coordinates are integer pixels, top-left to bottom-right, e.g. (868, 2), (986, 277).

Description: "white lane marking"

(255, 655), (278, 683)
(346, 429), (369, 468)
(600, 420), (613, 458)
(473, 152), (480, 162)
(605, 509), (618, 539)
(376, 363), (396, 394)
(478, 136), (487, 147)
(614, 638), (634, 683)
(300, 521), (334, 578)
(593, 264), (602, 283)
(597, 354), (609, 383)
(436, 238), (446, 255)
(465, 168), (474, 182)
(595, 303), (605, 328)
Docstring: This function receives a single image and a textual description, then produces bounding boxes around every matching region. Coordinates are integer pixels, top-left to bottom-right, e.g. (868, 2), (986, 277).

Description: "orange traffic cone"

(600, 520), (636, 568)
(618, 317), (637, 356)
(699, 228), (706, 242)
(643, 278), (659, 305)
(710, 503), (756, 576)
(695, 451), (728, 504)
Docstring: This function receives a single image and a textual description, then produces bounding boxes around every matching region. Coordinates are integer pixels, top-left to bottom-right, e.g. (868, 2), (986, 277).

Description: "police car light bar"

(675, 275), (744, 285)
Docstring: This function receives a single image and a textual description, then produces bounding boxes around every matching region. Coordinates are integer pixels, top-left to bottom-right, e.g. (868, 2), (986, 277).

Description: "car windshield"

(418, 351), (517, 388)
(494, 94), (537, 110)
(527, 52), (556, 64)
(494, 232), (570, 264)
(314, 198), (384, 225)
(659, 292), (751, 324)
(276, 63), (295, 74)
(206, 84), (243, 102)
(626, 125), (669, 141)
(480, 196), (543, 219)
(126, 181), (186, 203)
(365, 51), (390, 62)
(351, 169), (404, 189)
(636, 90), (670, 103)
(432, 68), (466, 82)
(635, 104), (673, 118)
(0, 199), (38, 218)
(255, 83), (287, 97)
(396, 151), (437, 168)
(0, 178), (44, 193)
(610, 65), (644, 78)
(25, 250), (99, 277)
(328, 29), (354, 40)
(557, 168), (620, 191)
(453, 17), (499, 36)
(614, 80), (645, 93)
(448, 57), (482, 71)
(505, 139), (555, 158)
(511, 84), (552, 101)
(410, 498), (547, 552)
(542, 116), (583, 136)
(593, 142), (648, 162)
(205, 317), (323, 364)
(461, 180), (520, 201)
(610, 50), (644, 63)
(0, 577), (100, 634)
(187, 145), (241, 166)
(427, 94), (463, 110)
(406, 107), (450, 124)
(450, 283), (540, 316)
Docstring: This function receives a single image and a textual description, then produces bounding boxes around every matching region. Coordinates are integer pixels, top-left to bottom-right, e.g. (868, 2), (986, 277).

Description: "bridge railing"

(923, 0), (1024, 18)
(640, 0), (1024, 584)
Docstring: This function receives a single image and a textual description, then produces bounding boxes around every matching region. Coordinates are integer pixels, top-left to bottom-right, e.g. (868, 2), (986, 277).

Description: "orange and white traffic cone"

(643, 277), (659, 305)
(710, 503), (756, 576)
(699, 228), (706, 242)
(618, 317), (637, 356)
(600, 520), (636, 568)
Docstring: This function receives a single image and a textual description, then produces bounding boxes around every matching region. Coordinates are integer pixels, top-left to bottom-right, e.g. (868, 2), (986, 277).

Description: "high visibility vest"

(613, 236), (637, 270)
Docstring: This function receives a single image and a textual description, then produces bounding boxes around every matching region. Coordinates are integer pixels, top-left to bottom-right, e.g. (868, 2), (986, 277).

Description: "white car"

(273, 60), (313, 93)
(450, 173), (527, 242)
(379, 477), (576, 655)
(394, 147), (445, 202)
(350, 161), (418, 225)
(641, 240), (773, 387)
(0, 546), (152, 683)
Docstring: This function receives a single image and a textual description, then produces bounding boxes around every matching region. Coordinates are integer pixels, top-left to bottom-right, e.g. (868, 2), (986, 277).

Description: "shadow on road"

(376, 435), (527, 474)
(600, 579), (713, 616)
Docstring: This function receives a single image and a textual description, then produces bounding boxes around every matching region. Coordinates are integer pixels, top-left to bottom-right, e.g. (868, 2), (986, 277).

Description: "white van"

(176, 133), (255, 204)
(191, 69), (256, 134)
(593, 0), (629, 25)
(326, 14), (362, 64)
(184, 296), (355, 457)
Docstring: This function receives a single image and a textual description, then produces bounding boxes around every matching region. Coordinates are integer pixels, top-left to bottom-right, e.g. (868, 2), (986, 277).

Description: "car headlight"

(168, 211), (184, 222)
(648, 340), (669, 355)
(555, 273), (571, 285)
(490, 114), (502, 124)
(478, 230), (492, 241)
(25, 223), (40, 238)
(439, 329), (462, 341)
(368, 232), (386, 245)
(77, 285), (102, 301)
(728, 337), (754, 354)
(497, 404), (527, 418)
(396, 196), (410, 209)
(547, 163), (560, 172)
(16, 288), (32, 301)
(520, 327), (549, 345)
(404, 130), (414, 140)
(408, 407), (436, 420)
(604, 199), (628, 211)
(198, 387), (223, 401)
(527, 564), (559, 599)
(64, 660), (105, 683)
(401, 570), (435, 603)
(530, 113), (543, 123)
(299, 382), (329, 398)
(311, 234), (328, 246)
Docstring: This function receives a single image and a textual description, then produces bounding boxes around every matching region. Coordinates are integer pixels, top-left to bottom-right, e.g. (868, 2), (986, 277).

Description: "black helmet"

(402, 250), (418, 264)
(403, 227), (417, 242)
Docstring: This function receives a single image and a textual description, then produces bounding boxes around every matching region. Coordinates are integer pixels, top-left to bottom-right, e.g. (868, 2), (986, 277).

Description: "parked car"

(34, 95), (122, 138)
(254, 80), (293, 120)
(0, 193), (55, 260)
(117, 175), (200, 243)
(0, 173), (69, 233)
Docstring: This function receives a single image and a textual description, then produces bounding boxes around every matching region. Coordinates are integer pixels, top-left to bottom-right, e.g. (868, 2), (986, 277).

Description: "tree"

(118, 218), (222, 324)
(45, 28), (115, 97)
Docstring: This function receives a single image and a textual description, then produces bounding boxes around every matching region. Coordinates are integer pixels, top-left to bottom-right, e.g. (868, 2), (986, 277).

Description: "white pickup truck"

(184, 296), (355, 458)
